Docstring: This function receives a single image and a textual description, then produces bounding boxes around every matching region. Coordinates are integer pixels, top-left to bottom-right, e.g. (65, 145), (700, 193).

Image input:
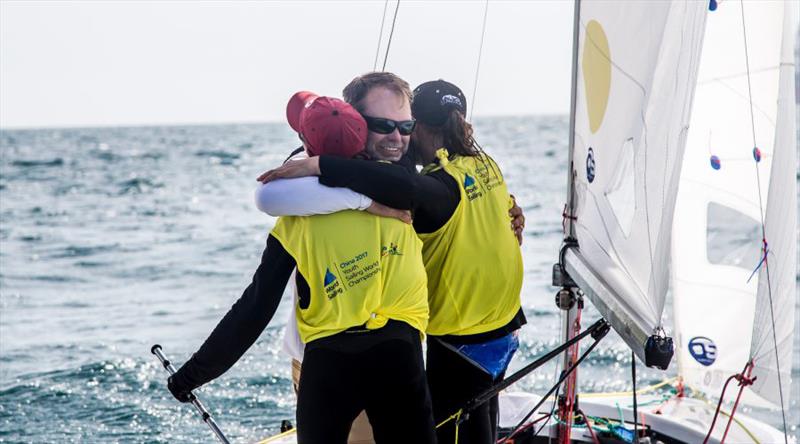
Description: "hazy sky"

(0, 1), (574, 129)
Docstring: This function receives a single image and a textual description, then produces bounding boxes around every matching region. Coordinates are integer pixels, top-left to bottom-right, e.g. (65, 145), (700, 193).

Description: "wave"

(50, 244), (120, 259)
(195, 150), (240, 160)
(117, 177), (164, 194)
(10, 158), (64, 168)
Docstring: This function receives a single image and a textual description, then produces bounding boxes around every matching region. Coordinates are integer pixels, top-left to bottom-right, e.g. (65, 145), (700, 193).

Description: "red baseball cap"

(285, 91), (367, 158)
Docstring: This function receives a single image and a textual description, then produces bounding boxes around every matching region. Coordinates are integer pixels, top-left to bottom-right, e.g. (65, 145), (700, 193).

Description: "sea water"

(1, 118), (797, 442)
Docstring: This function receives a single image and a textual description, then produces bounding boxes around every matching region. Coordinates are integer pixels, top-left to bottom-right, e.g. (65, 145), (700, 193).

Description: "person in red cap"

(262, 91), (410, 444)
(166, 90), (436, 444)
(285, 91), (368, 159)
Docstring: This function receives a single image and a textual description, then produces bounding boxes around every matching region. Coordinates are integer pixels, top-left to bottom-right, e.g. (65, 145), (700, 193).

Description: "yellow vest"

(271, 211), (428, 344)
(419, 149), (523, 336)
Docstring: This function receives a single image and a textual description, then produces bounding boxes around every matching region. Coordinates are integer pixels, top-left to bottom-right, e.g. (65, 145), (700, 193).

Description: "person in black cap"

(258, 77), (526, 444)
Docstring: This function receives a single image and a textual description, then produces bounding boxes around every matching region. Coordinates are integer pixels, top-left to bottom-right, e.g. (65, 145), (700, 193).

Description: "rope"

(499, 328), (606, 444)
(701, 398), (762, 444)
(738, 2), (788, 442)
(702, 363), (756, 444)
(434, 408), (462, 443)
(372, 0), (390, 71)
(381, 1), (400, 72)
(558, 307), (583, 442)
(580, 377), (677, 398)
(703, 374), (738, 443)
(721, 365), (756, 443)
(530, 380), (559, 439)
(495, 413), (550, 443)
(469, 0), (489, 122)
(578, 410), (601, 444)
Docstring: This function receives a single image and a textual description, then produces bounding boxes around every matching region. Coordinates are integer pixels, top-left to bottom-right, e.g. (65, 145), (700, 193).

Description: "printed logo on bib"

(327, 251), (381, 295)
(688, 336), (717, 366)
(463, 173), (483, 201)
(464, 163), (504, 202)
(381, 242), (402, 257)
(474, 163), (502, 191)
(323, 268), (343, 300)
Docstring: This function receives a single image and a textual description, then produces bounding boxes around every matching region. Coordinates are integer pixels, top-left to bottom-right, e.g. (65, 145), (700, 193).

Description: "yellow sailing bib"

(419, 149), (523, 336)
(271, 211), (428, 344)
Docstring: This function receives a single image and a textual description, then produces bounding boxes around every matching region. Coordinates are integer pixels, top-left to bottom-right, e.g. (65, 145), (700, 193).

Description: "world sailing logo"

(323, 267), (342, 299)
(323, 268), (337, 286)
(688, 336), (717, 366)
(463, 173), (483, 201)
(464, 174), (476, 188)
(586, 147), (596, 183)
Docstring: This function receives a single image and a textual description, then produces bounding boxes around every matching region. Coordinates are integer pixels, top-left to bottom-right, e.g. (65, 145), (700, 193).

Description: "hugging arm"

(318, 156), (457, 212)
(255, 177), (372, 216)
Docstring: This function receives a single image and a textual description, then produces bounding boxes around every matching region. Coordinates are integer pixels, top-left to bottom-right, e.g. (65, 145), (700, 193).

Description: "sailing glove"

(167, 373), (196, 403)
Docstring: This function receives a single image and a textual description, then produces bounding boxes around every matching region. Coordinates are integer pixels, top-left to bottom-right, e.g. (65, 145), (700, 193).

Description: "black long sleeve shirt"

(319, 155), (461, 234)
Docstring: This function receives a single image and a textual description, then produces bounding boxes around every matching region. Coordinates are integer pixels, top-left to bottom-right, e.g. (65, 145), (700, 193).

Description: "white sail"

(748, 0), (797, 408)
(566, 0), (707, 365)
(672, 0), (795, 409)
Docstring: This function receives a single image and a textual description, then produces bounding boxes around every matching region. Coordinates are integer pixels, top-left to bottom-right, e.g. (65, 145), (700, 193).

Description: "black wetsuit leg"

(363, 325), (437, 444)
(296, 346), (363, 444)
(296, 321), (436, 444)
(427, 337), (501, 444)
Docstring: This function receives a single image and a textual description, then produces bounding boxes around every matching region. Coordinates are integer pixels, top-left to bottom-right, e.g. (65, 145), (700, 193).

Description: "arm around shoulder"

(254, 177), (372, 216)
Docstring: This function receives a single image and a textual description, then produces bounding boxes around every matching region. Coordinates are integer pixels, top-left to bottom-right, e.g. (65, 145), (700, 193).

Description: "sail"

(671, 0), (794, 408)
(565, 0), (707, 365)
(748, 0), (797, 408)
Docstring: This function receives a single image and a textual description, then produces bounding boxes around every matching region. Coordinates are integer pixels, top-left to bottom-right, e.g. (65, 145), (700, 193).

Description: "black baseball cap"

(411, 79), (467, 126)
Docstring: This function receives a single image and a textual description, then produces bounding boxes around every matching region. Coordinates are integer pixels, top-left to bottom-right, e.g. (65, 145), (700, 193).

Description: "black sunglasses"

(361, 115), (416, 136)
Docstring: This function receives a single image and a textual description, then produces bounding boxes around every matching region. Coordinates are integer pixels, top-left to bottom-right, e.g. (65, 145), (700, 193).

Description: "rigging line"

(372, 0), (390, 71)
(500, 330), (607, 444)
(469, 0), (489, 122)
(738, 2), (788, 443)
(381, 0), (401, 72)
(631, 351), (638, 441)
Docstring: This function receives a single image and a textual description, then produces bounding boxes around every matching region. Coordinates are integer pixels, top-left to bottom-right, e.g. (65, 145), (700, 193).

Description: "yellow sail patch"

(582, 20), (611, 134)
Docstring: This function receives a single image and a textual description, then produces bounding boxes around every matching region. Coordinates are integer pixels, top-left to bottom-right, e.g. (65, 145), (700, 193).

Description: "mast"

(555, 1), (583, 442)
(564, 0), (580, 241)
